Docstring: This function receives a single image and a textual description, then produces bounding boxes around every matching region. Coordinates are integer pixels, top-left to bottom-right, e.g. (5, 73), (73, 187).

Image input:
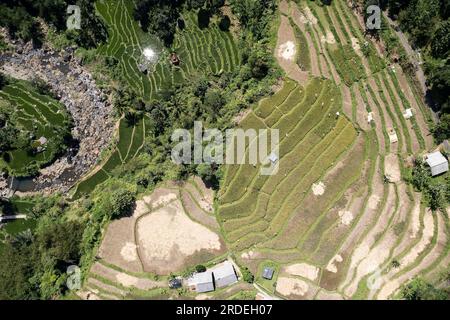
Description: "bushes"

(0, 202), (85, 300)
(241, 267), (254, 283)
(401, 277), (448, 300)
(110, 189), (136, 219)
(218, 15), (231, 32)
(410, 159), (449, 211)
(195, 264), (207, 273)
(198, 8), (211, 29)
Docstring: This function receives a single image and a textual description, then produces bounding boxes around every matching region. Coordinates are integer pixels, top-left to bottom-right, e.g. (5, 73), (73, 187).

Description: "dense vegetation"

(409, 159), (450, 211)
(0, 0), (107, 48)
(401, 277), (449, 300)
(0, 179), (136, 299)
(133, 0), (227, 47)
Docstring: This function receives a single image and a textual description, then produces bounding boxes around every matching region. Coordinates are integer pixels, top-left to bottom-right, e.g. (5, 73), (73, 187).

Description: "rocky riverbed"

(0, 31), (115, 196)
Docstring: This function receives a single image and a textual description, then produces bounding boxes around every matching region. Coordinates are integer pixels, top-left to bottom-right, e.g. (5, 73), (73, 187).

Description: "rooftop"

(426, 151), (448, 167)
(262, 267), (274, 280)
(210, 261), (238, 288)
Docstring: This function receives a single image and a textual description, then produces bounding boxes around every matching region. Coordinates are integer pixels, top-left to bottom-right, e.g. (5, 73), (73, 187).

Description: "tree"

(398, 0), (440, 47)
(187, 0), (206, 10)
(229, 0), (276, 40)
(0, 242), (37, 300)
(0, 73), (7, 89)
(391, 259), (400, 268)
(198, 8), (211, 29)
(401, 277), (448, 300)
(218, 15), (231, 32)
(195, 264), (207, 272)
(411, 159), (430, 191)
(241, 267), (254, 283)
(431, 114), (450, 143)
(204, 89), (225, 115)
(35, 221), (84, 263)
(197, 163), (221, 190)
(136, 1), (183, 47)
(427, 184), (447, 211)
(248, 49), (270, 80)
(110, 189), (136, 218)
(431, 20), (450, 58)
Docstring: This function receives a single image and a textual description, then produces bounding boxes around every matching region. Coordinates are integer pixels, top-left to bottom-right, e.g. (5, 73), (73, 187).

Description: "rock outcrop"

(0, 30), (115, 195)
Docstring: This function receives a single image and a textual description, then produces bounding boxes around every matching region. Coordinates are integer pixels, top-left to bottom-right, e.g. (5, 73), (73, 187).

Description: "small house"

(37, 136), (47, 145)
(262, 267), (274, 280)
(170, 53), (180, 66)
(403, 108), (413, 119)
(137, 63), (148, 74)
(388, 130), (398, 144)
(425, 151), (449, 176)
(367, 112), (374, 124)
(210, 261), (238, 288)
(187, 271), (214, 293)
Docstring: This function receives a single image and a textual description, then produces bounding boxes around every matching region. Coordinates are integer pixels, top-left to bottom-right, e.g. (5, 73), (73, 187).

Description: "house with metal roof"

(262, 267), (274, 280)
(210, 261), (238, 288)
(187, 271), (214, 293)
(425, 151), (449, 176)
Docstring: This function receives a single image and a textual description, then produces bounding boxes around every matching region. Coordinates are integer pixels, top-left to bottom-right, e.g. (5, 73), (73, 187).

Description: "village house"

(210, 261), (238, 288)
(425, 151), (449, 176)
(187, 261), (238, 293)
(262, 267), (274, 280)
(187, 271), (214, 293)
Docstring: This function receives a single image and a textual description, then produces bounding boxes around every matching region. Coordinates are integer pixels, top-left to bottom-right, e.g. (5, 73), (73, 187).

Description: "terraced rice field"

(72, 0), (242, 198)
(79, 178), (252, 300)
(96, 0), (240, 101)
(216, 0), (447, 300)
(72, 116), (147, 199)
(0, 79), (71, 175)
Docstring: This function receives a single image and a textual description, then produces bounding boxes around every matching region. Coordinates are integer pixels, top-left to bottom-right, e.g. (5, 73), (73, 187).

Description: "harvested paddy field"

(97, 179), (226, 275)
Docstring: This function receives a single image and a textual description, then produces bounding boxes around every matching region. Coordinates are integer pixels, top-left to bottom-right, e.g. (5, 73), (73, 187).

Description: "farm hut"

(425, 151), (449, 176)
(37, 136), (48, 145)
(137, 63), (148, 74)
(187, 271), (214, 293)
(262, 267), (274, 280)
(403, 108), (413, 119)
(388, 130), (398, 144)
(211, 261), (238, 288)
(367, 112), (374, 123)
(170, 53), (180, 66)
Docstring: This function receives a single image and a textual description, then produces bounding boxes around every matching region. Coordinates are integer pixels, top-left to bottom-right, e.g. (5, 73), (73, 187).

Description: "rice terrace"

(0, 0), (449, 303)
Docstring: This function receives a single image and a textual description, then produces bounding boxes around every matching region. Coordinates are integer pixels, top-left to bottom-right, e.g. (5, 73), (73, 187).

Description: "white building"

(388, 129), (398, 144)
(425, 151), (449, 176)
(187, 271), (214, 293)
(210, 261), (238, 288)
(403, 108), (413, 119)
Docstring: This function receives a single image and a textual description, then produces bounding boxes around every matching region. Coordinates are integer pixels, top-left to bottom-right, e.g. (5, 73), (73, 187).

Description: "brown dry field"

(96, 183), (225, 275)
